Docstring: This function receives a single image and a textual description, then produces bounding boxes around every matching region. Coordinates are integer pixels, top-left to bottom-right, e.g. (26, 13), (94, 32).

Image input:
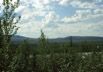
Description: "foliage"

(0, 0), (21, 71)
(69, 36), (73, 47)
(0, 31), (103, 72)
(0, 0), (21, 47)
(9, 40), (36, 72)
(38, 30), (50, 54)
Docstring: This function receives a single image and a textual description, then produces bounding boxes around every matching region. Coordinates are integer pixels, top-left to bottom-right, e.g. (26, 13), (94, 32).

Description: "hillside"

(11, 35), (103, 44)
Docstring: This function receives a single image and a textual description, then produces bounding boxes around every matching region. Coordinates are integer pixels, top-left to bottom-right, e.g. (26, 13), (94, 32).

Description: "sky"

(0, 0), (103, 38)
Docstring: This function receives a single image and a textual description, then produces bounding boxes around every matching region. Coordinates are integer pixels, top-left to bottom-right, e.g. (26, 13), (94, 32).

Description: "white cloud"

(15, 5), (26, 13)
(0, 0), (3, 4)
(43, 0), (50, 4)
(76, 9), (91, 14)
(62, 15), (81, 23)
(18, 0), (54, 10)
(62, 9), (91, 23)
(58, 0), (102, 9)
(71, 1), (98, 9)
(42, 0), (60, 5)
(79, 0), (103, 3)
(94, 9), (103, 14)
(41, 11), (59, 28)
(1, 0), (102, 38)
(55, 21), (103, 37)
(85, 14), (103, 20)
(62, 12), (103, 24)
(59, 0), (72, 6)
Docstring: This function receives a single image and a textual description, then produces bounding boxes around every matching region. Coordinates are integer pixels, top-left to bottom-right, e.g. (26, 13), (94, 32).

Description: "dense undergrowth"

(0, 31), (103, 72)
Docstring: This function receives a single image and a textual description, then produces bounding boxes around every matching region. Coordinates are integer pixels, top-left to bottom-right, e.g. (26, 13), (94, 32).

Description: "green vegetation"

(0, 30), (103, 72)
(0, 0), (103, 72)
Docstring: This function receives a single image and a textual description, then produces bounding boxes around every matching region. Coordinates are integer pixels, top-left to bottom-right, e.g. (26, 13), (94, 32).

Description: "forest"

(0, 0), (103, 72)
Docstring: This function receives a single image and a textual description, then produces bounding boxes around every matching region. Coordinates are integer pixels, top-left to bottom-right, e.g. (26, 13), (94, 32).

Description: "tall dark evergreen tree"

(38, 30), (49, 54)
(0, 17), (3, 48)
(70, 36), (73, 47)
(81, 40), (88, 52)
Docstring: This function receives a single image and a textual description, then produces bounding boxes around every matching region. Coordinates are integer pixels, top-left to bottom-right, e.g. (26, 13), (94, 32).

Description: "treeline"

(11, 38), (103, 53)
(0, 30), (103, 72)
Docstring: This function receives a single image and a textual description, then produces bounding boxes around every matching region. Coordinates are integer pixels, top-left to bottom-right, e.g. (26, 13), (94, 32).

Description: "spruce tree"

(0, 17), (3, 48)
(81, 40), (88, 52)
(70, 36), (73, 47)
(38, 30), (49, 54)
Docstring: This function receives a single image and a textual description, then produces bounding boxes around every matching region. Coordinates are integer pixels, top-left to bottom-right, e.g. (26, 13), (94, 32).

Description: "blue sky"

(0, 0), (103, 38)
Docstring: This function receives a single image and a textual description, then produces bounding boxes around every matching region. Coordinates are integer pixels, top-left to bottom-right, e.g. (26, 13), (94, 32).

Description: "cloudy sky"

(0, 0), (103, 38)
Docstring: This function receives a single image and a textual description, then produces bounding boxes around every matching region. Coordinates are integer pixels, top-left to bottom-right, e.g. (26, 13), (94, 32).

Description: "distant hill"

(52, 36), (103, 41)
(11, 35), (28, 40)
(11, 35), (103, 44)
(11, 35), (37, 44)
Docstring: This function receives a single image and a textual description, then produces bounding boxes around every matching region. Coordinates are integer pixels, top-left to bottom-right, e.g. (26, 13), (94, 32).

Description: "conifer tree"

(0, 17), (3, 48)
(38, 30), (49, 54)
(69, 36), (73, 47)
(81, 40), (88, 52)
